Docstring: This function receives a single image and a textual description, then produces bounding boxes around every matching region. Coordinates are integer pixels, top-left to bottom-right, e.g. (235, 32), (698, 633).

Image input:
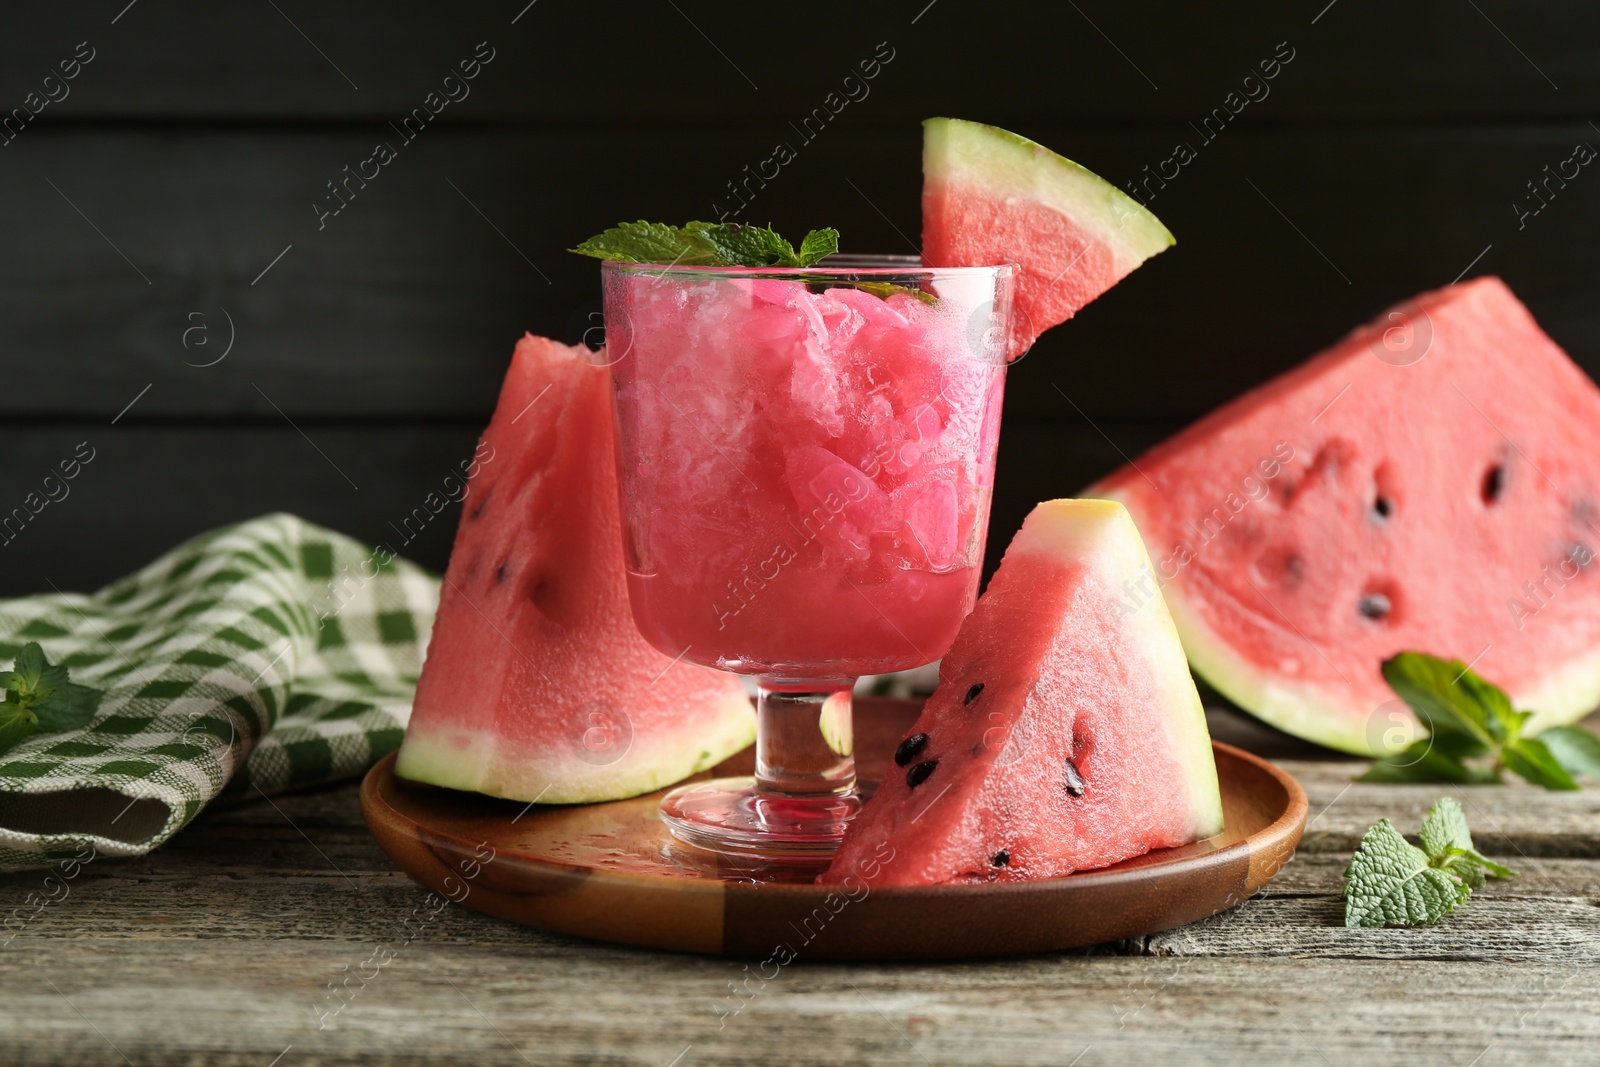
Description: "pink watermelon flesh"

(819, 500), (1222, 888)
(1091, 277), (1600, 755)
(921, 118), (1174, 359)
(395, 335), (753, 804)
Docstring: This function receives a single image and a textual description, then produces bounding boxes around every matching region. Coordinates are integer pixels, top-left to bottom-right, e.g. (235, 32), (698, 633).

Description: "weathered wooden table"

(3, 708), (1597, 1066)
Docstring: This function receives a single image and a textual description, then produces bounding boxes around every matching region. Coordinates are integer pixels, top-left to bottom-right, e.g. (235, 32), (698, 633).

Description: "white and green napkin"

(0, 514), (438, 870)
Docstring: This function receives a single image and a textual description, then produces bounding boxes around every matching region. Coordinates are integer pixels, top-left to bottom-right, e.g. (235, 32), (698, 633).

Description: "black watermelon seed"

(992, 849), (1010, 867)
(1482, 463), (1506, 505)
(1063, 758), (1086, 797)
(1371, 496), (1393, 521)
(469, 487), (493, 520)
(906, 760), (937, 788)
(894, 733), (928, 767)
(964, 682), (985, 705)
(494, 562), (510, 584)
(1358, 593), (1391, 620)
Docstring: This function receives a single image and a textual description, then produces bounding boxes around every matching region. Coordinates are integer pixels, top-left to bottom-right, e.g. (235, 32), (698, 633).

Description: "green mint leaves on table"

(1343, 797), (1514, 927)
(0, 642), (103, 755)
(570, 221), (840, 268)
(1361, 651), (1599, 790)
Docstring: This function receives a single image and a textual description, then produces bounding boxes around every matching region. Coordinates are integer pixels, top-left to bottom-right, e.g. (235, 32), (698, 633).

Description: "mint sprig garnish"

(0, 642), (103, 755)
(1343, 797), (1514, 927)
(570, 221), (839, 268)
(1360, 651), (1596, 790)
(570, 221), (716, 266)
(796, 228), (841, 267)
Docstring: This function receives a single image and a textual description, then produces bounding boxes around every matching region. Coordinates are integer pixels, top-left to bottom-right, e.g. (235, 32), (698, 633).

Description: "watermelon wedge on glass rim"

(921, 117), (1175, 358)
(1091, 278), (1600, 755)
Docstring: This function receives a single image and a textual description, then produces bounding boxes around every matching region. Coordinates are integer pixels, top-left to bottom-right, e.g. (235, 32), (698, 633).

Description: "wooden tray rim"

(361, 740), (1307, 899)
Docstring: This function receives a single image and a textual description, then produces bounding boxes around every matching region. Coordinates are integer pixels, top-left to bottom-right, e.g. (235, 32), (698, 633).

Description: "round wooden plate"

(361, 698), (1307, 960)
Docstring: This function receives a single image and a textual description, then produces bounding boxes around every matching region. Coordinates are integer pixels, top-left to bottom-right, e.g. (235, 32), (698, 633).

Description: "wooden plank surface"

(1, 708), (1597, 1066)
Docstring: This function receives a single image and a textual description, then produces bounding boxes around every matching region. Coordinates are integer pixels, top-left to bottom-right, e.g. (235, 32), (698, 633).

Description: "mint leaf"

(1440, 852), (1487, 890)
(1343, 818), (1467, 927)
(1418, 796), (1472, 860)
(0, 702), (37, 757)
(569, 221), (720, 266)
(1359, 741), (1501, 785)
(1502, 736), (1579, 791)
(1462, 670), (1527, 744)
(689, 222), (797, 267)
(796, 228), (840, 267)
(1537, 725), (1600, 780)
(37, 660), (71, 691)
(1374, 652), (1588, 792)
(572, 221), (841, 268)
(9, 643), (45, 695)
(1344, 800), (1514, 927)
(0, 642), (103, 744)
(1451, 846), (1515, 879)
(1416, 797), (1513, 880)
(1381, 653), (1502, 751)
(32, 682), (102, 732)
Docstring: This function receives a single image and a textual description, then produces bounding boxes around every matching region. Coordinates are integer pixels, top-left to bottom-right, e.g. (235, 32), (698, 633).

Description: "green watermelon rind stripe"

(922, 117), (1175, 273)
(394, 691), (755, 805)
(1166, 578), (1600, 756)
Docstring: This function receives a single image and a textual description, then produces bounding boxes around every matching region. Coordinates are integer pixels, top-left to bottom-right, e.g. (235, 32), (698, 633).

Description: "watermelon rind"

(1516, 652), (1600, 739)
(394, 689), (755, 806)
(1029, 500), (1223, 838)
(1144, 562), (1600, 756)
(922, 117), (1174, 274)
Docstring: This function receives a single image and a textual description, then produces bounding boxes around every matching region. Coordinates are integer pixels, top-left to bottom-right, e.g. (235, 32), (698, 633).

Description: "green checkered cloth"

(0, 513), (438, 871)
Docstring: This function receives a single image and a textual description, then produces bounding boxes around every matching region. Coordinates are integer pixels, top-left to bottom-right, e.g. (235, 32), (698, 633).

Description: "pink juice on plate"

(602, 262), (1011, 678)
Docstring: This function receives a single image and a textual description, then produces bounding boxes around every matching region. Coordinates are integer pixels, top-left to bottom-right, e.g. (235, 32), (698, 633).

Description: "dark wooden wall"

(3, 1), (1598, 595)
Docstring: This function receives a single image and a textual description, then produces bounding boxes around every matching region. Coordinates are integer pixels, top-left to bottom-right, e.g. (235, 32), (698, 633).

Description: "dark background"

(2, 0), (1597, 596)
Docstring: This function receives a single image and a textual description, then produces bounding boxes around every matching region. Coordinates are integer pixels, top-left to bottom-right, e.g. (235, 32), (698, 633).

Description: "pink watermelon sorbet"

(603, 266), (1011, 677)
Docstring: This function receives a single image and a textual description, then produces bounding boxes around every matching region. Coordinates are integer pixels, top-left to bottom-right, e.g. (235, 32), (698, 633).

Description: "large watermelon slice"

(395, 335), (754, 803)
(1092, 277), (1600, 754)
(921, 117), (1174, 358)
(819, 500), (1222, 887)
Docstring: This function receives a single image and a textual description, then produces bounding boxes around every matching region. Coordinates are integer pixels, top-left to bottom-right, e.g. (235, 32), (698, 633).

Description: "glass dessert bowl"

(601, 255), (1015, 859)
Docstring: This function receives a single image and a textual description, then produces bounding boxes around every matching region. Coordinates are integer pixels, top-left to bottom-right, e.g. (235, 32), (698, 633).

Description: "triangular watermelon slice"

(819, 500), (1222, 887)
(395, 335), (754, 803)
(1092, 277), (1600, 754)
(921, 117), (1174, 358)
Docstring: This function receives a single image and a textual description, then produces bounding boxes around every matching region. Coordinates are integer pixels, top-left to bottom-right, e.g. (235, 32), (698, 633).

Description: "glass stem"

(754, 677), (856, 798)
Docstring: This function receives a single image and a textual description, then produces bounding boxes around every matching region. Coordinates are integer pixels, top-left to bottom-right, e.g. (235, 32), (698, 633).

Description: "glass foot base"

(659, 776), (862, 859)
